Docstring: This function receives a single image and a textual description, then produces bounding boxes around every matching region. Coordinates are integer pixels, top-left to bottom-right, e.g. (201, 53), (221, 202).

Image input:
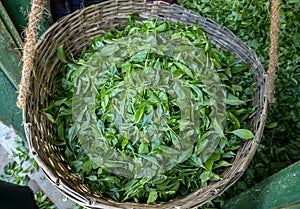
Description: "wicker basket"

(24, 0), (267, 208)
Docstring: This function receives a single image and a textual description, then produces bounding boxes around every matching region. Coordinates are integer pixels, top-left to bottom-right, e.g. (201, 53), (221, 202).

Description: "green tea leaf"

(87, 175), (97, 181)
(70, 161), (83, 173)
(174, 62), (194, 78)
(213, 160), (232, 169)
(147, 190), (158, 204)
(227, 112), (241, 129)
(134, 107), (144, 123)
(266, 122), (278, 129)
(57, 44), (68, 63)
(99, 44), (120, 56)
(43, 113), (55, 123)
(138, 143), (149, 154)
(139, 155), (159, 166)
(231, 129), (255, 140)
(225, 93), (246, 105)
(204, 152), (221, 171)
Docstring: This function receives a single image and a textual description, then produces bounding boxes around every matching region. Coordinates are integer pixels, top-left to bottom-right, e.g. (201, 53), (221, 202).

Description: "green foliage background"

(177, 0), (300, 207)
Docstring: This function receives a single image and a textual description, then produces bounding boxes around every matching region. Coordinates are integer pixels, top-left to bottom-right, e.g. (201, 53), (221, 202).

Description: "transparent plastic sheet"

(72, 33), (226, 179)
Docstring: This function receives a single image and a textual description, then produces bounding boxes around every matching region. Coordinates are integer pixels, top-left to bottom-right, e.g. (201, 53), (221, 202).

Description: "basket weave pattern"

(24, 0), (267, 208)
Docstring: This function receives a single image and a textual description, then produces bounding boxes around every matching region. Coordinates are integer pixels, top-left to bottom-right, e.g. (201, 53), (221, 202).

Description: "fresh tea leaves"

(45, 17), (256, 204)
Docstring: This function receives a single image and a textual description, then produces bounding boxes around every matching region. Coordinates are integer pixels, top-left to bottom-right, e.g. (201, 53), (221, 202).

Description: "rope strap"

(17, 0), (45, 108)
(267, 0), (280, 104)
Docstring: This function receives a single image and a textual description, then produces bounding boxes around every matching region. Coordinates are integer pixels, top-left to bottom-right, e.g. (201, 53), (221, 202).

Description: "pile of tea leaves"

(43, 16), (256, 203)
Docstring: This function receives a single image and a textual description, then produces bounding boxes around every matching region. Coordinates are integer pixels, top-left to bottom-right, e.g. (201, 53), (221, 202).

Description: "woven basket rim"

(24, 1), (267, 208)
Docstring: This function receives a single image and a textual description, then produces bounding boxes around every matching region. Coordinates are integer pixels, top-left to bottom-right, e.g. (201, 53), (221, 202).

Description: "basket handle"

(16, 0), (280, 108)
(267, 0), (280, 104)
(17, 0), (45, 108)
